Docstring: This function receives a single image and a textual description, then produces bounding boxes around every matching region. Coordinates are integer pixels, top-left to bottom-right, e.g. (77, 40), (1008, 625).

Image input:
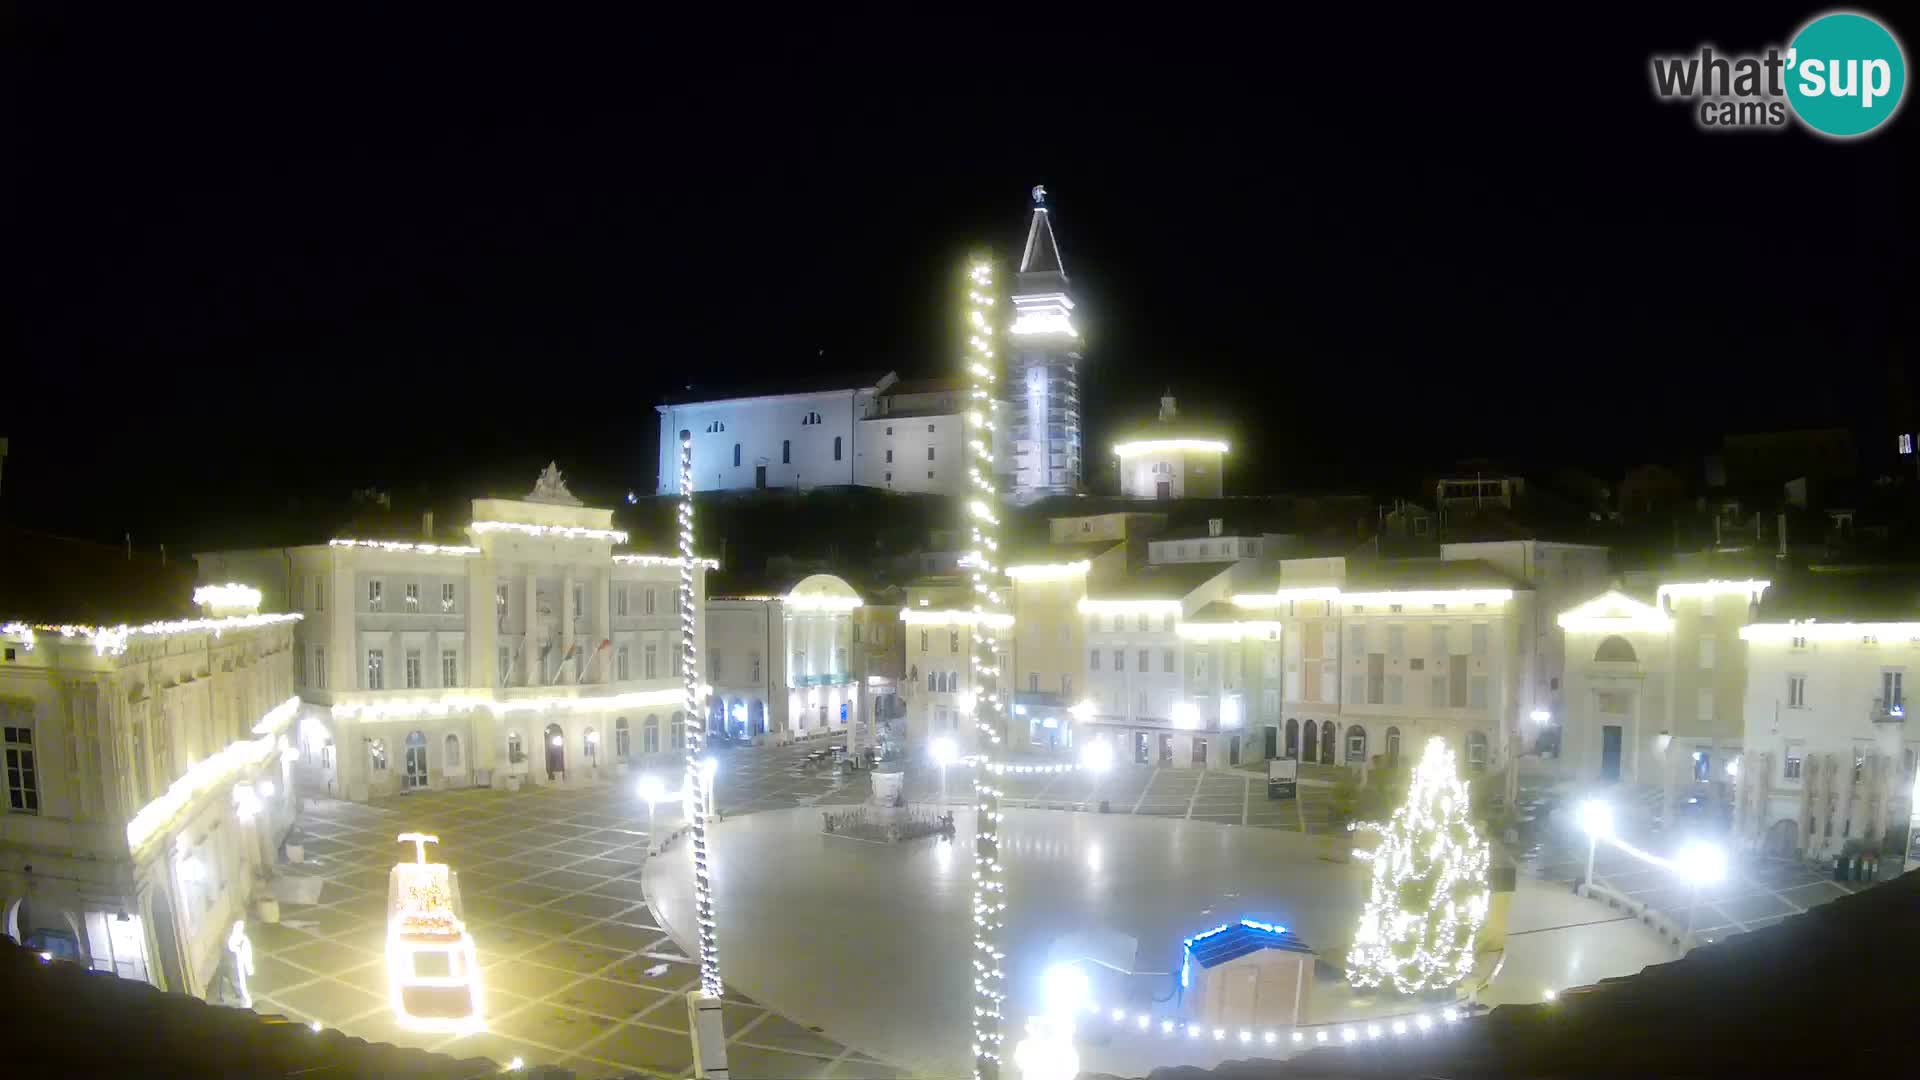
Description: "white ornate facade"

(200, 467), (707, 801)
(706, 574), (887, 744)
(1, 599), (299, 1000)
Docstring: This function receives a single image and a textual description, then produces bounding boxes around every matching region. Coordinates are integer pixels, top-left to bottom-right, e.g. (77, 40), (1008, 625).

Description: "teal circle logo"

(1786, 12), (1907, 137)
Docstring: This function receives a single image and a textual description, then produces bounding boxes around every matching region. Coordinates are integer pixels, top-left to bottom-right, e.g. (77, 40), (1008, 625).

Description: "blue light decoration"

(1180, 919), (1290, 990)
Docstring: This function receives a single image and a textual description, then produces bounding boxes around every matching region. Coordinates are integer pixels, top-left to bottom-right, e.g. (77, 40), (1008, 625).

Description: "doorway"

(1600, 725), (1623, 781)
(1320, 721), (1336, 763)
(1134, 731), (1150, 765)
(755, 465), (768, 489)
(403, 730), (429, 791)
(1158, 733), (1173, 766)
(1263, 725), (1277, 759)
(1229, 735), (1242, 766)
(1156, 480), (1171, 499)
(1300, 720), (1315, 763)
(544, 722), (566, 779)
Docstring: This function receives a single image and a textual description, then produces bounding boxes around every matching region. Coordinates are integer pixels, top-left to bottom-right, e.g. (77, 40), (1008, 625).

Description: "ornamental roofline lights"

(614, 553), (720, 569)
(900, 608), (1016, 629)
(1112, 439), (1229, 458)
(470, 520), (629, 543)
(193, 583), (263, 610)
(1741, 620), (1920, 642)
(1656, 579), (1770, 605)
(2, 613), (303, 657)
(1077, 598), (1183, 614)
(126, 696), (300, 853)
(1005, 561), (1092, 581)
(1556, 590), (1674, 634)
(330, 687), (686, 721)
(780, 594), (865, 613)
(329, 539), (481, 556)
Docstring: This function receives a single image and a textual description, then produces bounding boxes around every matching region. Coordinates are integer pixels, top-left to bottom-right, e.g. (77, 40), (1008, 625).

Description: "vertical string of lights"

(678, 428), (723, 1000)
(964, 257), (1009, 1080)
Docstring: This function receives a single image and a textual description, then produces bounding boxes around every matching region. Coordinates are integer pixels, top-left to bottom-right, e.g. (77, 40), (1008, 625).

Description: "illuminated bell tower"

(1007, 185), (1082, 501)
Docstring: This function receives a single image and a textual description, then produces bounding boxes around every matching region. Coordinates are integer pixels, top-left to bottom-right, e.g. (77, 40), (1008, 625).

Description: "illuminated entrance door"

(403, 730), (429, 791)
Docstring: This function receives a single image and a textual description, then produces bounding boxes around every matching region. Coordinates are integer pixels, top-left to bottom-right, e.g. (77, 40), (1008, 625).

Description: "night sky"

(3, 3), (1909, 548)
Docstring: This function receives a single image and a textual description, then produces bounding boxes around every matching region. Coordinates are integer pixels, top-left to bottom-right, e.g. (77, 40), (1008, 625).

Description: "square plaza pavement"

(253, 785), (906, 1079)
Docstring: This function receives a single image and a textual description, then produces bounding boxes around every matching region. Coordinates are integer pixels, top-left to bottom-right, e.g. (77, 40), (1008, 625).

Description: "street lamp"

(1676, 840), (1728, 943)
(1576, 798), (1614, 888)
(931, 735), (958, 806)
(1078, 738), (1114, 774)
(637, 774), (668, 837)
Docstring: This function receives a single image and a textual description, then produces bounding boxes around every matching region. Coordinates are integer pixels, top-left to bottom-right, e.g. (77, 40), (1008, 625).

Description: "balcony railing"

(790, 673), (854, 688)
(1873, 696), (1906, 723)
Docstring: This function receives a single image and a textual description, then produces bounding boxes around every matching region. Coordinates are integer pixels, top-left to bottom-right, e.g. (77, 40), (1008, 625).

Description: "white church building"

(654, 372), (1009, 497)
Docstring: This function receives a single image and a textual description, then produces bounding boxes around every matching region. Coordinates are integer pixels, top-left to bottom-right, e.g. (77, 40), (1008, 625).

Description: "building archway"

(1763, 817), (1799, 857)
(1465, 731), (1489, 770)
(1320, 721), (1337, 764)
(709, 696), (726, 735)
(403, 730), (429, 791)
(1385, 726), (1402, 767)
(1595, 636), (1638, 663)
(1284, 717), (1299, 759)
(644, 715), (660, 754)
(750, 699), (767, 736)
(1299, 720), (1316, 763)
(443, 733), (463, 773)
(544, 722), (566, 779)
(615, 717), (631, 759)
(1345, 724), (1367, 764)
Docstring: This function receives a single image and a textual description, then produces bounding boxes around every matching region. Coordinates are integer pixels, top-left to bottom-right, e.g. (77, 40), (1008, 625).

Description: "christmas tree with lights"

(1346, 735), (1492, 994)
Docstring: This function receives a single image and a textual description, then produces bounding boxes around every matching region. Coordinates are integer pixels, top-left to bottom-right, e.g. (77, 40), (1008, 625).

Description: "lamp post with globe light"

(637, 774), (668, 840)
(931, 736), (958, 806)
(1576, 798), (1613, 889)
(1077, 738), (1113, 806)
(1677, 840), (1728, 944)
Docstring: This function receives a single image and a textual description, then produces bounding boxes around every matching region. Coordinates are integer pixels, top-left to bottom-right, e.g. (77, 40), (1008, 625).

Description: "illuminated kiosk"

(1181, 920), (1315, 1028)
(386, 832), (483, 1033)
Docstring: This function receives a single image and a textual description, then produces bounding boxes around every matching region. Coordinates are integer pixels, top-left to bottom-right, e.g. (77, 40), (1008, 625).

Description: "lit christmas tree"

(1346, 735), (1491, 994)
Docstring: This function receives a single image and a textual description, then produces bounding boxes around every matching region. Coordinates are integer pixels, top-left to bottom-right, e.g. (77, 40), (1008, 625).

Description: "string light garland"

(615, 553), (720, 569)
(677, 428), (724, 1000)
(963, 256), (1010, 1080)
(471, 520), (630, 543)
(126, 696), (300, 853)
(328, 539), (480, 557)
(1346, 736), (1491, 994)
(193, 583), (263, 610)
(1, 613), (302, 657)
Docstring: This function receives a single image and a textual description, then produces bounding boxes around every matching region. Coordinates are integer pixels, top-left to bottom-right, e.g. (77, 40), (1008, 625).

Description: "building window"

(1465, 731), (1488, 768)
(783, 439), (791, 464)
(1346, 724), (1367, 763)
(1030, 672), (1040, 692)
(920, 630), (930, 652)
(886, 449), (894, 463)
(834, 436), (843, 461)
(498, 645), (511, 686)
(1784, 741), (1804, 781)
(445, 733), (463, 770)
(927, 470), (934, 480)
(1469, 675), (1488, 709)
(404, 583), (420, 611)
(707, 421), (725, 433)
(507, 731), (525, 764)
(1698, 687), (1715, 724)
(733, 443), (742, 467)
(644, 587), (657, 615)
(1791, 635), (1807, 650)
(617, 588), (629, 617)
(573, 584), (585, 620)
(367, 649), (385, 690)
(1348, 625), (1365, 655)
(368, 580), (384, 611)
(927, 446), (936, 461)
(1089, 649), (1101, 671)
(1113, 650), (1125, 672)
(1471, 623), (1489, 656)
(441, 583), (457, 612)
(4, 719), (38, 815)
(950, 630), (961, 653)
(1062, 674), (1073, 697)
(1788, 674), (1806, 708)
(1163, 648), (1175, 673)
(671, 712), (686, 749)
(616, 646), (631, 681)
(496, 583), (509, 616)
(709, 650), (722, 680)
(615, 717), (631, 758)
(368, 739), (387, 772)
(1693, 748), (1711, 782)
(315, 577), (326, 612)
(313, 646), (327, 690)
(405, 649), (422, 689)
(442, 650), (458, 688)
(644, 643), (659, 679)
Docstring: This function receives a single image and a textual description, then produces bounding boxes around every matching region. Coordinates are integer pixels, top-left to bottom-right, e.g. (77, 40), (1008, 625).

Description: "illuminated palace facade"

(1, 592), (300, 1000)
(1007, 185), (1084, 500)
(197, 466), (707, 803)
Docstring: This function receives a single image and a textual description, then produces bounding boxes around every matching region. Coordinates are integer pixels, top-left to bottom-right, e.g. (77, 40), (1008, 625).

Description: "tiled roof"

(1089, 561), (1233, 600)
(0, 526), (198, 624)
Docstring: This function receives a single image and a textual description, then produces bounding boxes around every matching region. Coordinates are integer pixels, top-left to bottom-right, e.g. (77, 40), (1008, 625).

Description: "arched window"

(706, 420), (725, 433)
(833, 435), (843, 461)
(1466, 731), (1489, 769)
(645, 715), (660, 753)
(444, 733), (463, 770)
(1385, 726), (1402, 766)
(368, 738), (387, 772)
(927, 670), (937, 692)
(782, 439), (791, 464)
(1595, 636), (1637, 662)
(615, 717), (631, 759)
(733, 443), (742, 467)
(584, 727), (599, 764)
(1320, 721), (1337, 764)
(671, 712), (685, 750)
(506, 730), (524, 764)
(1284, 718), (1299, 759)
(1345, 724), (1367, 763)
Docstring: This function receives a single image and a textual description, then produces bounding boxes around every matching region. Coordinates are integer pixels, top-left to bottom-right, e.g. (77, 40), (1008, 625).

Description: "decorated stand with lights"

(1180, 919), (1315, 1029)
(385, 832), (483, 1033)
